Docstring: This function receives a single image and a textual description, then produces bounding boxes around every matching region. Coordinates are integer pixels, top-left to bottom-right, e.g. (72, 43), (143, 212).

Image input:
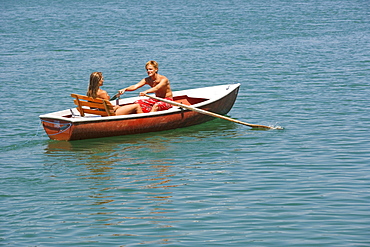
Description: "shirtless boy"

(115, 61), (173, 115)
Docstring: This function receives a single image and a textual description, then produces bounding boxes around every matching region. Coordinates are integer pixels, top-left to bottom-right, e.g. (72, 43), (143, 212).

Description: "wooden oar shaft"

(144, 94), (274, 129)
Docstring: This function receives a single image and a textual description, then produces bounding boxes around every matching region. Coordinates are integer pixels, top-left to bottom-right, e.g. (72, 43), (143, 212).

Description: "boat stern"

(39, 110), (75, 141)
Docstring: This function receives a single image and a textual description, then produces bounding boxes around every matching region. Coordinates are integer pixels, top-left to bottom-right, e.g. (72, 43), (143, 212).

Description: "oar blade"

(250, 124), (284, 130)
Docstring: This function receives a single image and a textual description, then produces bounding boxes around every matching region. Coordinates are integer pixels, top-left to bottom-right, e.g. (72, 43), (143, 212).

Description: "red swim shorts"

(135, 97), (173, 113)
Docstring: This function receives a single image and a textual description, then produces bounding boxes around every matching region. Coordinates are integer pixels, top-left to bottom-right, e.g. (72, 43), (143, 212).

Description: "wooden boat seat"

(71, 94), (115, 117)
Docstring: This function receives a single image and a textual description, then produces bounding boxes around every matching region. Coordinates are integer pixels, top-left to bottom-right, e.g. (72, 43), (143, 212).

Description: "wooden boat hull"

(40, 84), (240, 141)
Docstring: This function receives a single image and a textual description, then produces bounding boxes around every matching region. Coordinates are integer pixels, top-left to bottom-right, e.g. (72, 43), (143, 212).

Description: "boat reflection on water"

(42, 130), (189, 225)
(40, 119), (239, 242)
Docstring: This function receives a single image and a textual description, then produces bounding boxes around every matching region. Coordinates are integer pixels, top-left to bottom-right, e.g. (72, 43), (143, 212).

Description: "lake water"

(1, 0), (369, 246)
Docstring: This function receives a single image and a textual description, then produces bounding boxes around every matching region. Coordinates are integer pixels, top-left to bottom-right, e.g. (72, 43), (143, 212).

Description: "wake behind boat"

(39, 84), (241, 141)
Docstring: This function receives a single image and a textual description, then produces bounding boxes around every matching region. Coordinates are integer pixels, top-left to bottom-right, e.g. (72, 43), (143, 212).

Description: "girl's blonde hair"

(87, 72), (102, 98)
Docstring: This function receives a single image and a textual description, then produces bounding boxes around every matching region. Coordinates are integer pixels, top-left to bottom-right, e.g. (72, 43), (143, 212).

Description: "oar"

(110, 94), (120, 101)
(144, 94), (281, 130)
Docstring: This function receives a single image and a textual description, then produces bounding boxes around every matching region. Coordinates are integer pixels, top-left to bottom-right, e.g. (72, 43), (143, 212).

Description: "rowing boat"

(39, 84), (240, 141)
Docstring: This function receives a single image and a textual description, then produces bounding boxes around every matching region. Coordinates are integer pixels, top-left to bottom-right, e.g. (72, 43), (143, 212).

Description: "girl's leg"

(115, 103), (143, 115)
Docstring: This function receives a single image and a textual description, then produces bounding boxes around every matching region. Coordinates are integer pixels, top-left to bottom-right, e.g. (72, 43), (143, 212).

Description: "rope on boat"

(23, 121), (42, 144)
(40, 119), (72, 136)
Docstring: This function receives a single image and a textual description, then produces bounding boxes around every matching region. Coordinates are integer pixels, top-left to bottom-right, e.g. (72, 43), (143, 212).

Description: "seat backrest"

(71, 93), (115, 117)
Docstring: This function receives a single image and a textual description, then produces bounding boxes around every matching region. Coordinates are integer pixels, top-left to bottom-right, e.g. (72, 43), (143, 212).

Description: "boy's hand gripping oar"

(144, 94), (283, 130)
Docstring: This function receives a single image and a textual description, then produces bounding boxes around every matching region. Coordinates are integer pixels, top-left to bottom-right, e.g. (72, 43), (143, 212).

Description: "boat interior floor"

(173, 95), (208, 106)
(117, 95), (208, 107)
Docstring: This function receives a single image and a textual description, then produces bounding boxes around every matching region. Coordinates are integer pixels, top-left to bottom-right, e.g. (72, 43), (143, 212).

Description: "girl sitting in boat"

(115, 60), (174, 115)
(87, 72), (110, 100)
(87, 72), (120, 112)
